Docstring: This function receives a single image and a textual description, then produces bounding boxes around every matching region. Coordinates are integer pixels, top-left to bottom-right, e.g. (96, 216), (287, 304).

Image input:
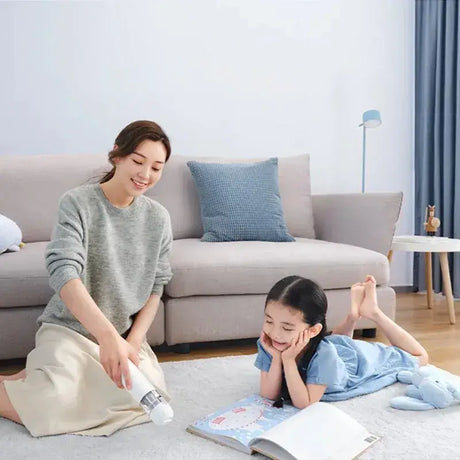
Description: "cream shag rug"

(1, 354), (459, 460)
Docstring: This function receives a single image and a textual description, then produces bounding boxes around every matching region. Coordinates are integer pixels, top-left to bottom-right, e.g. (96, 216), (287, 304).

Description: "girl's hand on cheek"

(281, 329), (310, 363)
(260, 331), (282, 359)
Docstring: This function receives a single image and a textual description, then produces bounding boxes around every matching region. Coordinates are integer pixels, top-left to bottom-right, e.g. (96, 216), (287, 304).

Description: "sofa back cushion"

(0, 153), (314, 241)
(150, 154), (315, 240)
(0, 154), (108, 242)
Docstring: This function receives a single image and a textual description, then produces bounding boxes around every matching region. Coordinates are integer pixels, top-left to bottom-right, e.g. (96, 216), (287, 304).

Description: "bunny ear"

(446, 382), (460, 401)
(391, 396), (435, 411)
(418, 366), (432, 377)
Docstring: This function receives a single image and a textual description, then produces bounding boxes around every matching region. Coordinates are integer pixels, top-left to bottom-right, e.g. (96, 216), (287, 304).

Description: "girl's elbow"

(292, 400), (312, 410)
(418, 350), (429, 366)
(260, 389), (279, 400)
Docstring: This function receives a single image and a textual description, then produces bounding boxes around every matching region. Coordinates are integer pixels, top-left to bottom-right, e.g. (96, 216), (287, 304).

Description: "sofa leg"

(362, 328), (377, 338)
(173, 343), (191, 354)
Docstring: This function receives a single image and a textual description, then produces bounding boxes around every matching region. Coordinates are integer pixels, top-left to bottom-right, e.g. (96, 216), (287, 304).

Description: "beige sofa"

(0, 153), (402, 359)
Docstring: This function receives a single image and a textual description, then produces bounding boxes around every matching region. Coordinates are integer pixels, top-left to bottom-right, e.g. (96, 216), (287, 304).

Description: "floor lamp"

(359, 109), (382, 193)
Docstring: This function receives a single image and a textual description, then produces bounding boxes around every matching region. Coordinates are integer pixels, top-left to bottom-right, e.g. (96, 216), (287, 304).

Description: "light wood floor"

(1, 292), (459, 375)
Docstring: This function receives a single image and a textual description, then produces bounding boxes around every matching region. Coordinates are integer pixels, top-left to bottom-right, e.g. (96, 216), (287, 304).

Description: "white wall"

(0, 0), (414, 286)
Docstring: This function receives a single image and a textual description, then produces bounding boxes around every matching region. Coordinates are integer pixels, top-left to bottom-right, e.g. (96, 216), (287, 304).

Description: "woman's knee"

(0, 382), (23, 425)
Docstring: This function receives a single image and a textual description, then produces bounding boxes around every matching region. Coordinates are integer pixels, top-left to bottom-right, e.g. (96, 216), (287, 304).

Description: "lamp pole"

(362, 125), (366, 193)
(360, 109), (381, 194)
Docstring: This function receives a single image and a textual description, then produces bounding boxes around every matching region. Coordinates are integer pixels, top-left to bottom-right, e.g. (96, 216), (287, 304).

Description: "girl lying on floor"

(255, 275), (429, 408)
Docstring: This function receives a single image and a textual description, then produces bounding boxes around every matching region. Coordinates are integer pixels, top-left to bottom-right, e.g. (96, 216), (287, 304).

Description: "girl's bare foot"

(350, 282), (365, 321)
(332, 282), (365, 337)
(359, 275), (382, 320)
(0, 369), (26, 383)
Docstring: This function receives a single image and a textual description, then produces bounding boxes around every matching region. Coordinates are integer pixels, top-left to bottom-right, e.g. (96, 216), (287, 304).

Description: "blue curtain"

(414, 0), (460, 298)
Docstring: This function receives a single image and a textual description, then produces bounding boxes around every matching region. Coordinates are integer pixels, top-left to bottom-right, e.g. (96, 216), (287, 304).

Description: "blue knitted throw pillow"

(187, 158), (295, 242)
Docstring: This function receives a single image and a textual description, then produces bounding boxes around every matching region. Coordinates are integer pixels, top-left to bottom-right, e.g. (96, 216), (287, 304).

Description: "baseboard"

(392, 285), (415, 293)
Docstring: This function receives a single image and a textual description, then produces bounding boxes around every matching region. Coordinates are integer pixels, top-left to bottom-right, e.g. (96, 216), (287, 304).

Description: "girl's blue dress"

(255, 334), (418, 401)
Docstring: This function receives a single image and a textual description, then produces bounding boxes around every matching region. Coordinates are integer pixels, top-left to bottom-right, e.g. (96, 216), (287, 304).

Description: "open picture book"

(187, 394), (380, 460)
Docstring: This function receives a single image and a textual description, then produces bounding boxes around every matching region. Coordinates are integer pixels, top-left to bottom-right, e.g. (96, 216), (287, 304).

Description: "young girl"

(255, 275), (429, 409)
(0, 120), (173, 436)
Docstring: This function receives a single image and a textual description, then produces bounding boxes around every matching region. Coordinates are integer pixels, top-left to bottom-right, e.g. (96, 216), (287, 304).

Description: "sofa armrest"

(311, 192), (403, 255)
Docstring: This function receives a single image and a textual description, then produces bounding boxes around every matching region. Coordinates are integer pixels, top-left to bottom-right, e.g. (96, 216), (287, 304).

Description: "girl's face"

(113, 139), (167, 197)
(263, 301), (309, 352)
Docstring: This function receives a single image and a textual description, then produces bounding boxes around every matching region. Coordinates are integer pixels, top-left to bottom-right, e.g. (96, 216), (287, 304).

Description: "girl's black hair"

(265, 275), (330, 408)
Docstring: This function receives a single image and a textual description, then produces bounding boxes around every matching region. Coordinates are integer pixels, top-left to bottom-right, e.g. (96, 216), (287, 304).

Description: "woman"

(0, 120), (173, 436)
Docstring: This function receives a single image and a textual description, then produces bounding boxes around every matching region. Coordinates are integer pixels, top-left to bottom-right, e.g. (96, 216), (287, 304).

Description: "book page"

(252, 440), (296, 460)
(187, 394), (299, 452)
(186, 426), (253, 454)
(250, 402), (380, 460)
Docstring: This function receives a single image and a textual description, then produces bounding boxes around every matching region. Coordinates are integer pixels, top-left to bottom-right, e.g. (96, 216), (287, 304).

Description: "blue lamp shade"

(362, 109), (382, 128)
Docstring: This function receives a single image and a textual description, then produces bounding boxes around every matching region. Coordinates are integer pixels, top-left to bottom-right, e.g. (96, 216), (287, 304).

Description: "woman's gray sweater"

(37, 184), (173, 340)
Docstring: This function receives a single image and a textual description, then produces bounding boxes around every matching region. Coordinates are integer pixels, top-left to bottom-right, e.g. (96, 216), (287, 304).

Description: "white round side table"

(389, 235), (460, 324)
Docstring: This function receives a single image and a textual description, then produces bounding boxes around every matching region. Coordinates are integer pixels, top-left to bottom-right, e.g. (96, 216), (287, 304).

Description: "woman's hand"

(260, 331), (282, 361)
(126, 335), (143, 366)
(281, 329), (310, 363)
(98, 332), (139, 390)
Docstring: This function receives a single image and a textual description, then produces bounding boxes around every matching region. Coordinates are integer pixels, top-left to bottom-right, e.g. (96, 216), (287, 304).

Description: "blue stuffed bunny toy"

(391, 366), (460, 410)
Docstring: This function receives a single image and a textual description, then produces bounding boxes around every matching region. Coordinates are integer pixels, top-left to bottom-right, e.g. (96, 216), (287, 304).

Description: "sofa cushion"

(0, 242), (54, 308)
(166, 238), (390, 298)
(187, 158), (295, 242)
(0, 242), (166, 346)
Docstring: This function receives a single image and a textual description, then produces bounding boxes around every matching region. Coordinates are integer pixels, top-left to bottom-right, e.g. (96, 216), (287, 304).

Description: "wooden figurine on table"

(424, 205), (441, 236)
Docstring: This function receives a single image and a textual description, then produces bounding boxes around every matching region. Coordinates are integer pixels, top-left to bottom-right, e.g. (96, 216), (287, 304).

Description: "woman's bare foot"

(359, 275), (382, 320)
(0, 369), (26, 383)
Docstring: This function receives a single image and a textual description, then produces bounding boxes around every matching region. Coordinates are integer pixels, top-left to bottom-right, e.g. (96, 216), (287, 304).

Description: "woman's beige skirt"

(4, 323), (170, 437)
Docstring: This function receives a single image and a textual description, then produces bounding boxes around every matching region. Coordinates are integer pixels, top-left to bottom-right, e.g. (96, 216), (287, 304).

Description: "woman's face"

(113, 139), (167, 197)
(263, 301), (309, 352)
